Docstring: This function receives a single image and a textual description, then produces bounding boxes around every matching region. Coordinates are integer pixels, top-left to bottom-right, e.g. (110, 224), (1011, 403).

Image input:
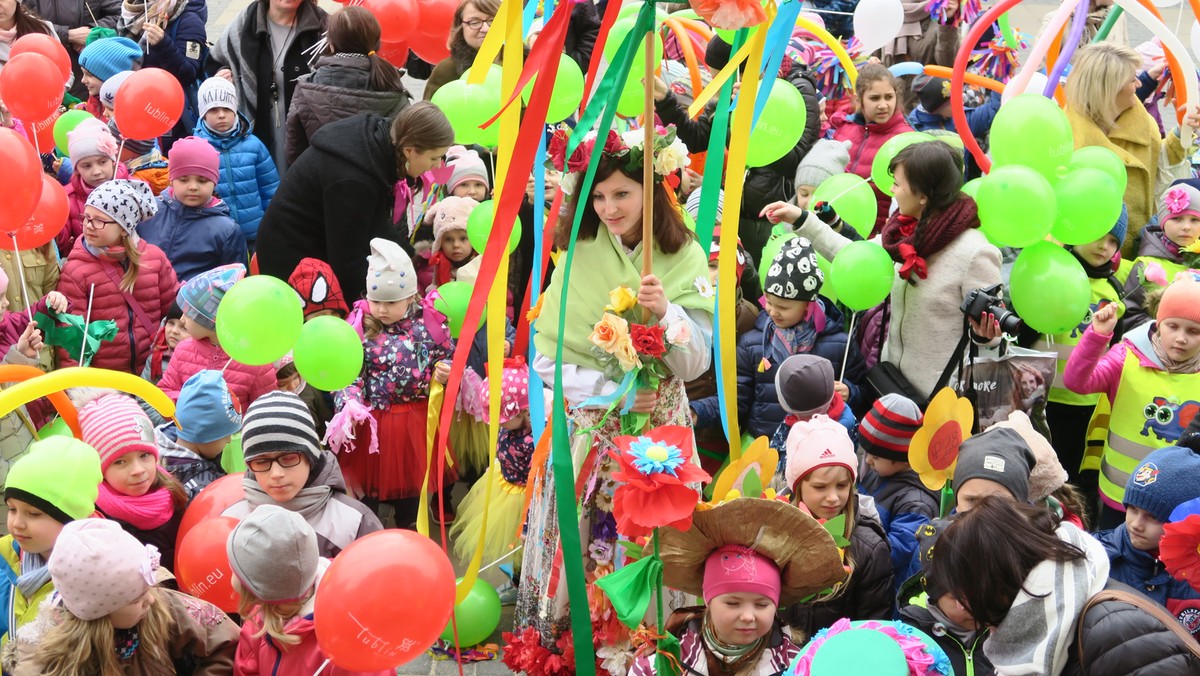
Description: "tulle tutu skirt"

(450, 464), (526, 565)
(448, 414), (491, 482)
(338, 403), (457, 501)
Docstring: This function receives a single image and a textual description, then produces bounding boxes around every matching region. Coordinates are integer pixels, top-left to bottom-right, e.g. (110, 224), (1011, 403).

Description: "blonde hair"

(32, 588), (175, 676)
(1065, 42), (1141, 132)
(119, 235), (142, 293)
(790, 468), (857, 603)
(233, 576), (308, 649)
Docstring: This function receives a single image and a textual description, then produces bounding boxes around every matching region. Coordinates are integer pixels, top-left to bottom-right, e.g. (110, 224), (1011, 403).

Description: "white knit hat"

(365, 238), (417, 301)
(794, 139), (852, 189)
(49, 520), (159, 621)
(198, 76), (238, 118)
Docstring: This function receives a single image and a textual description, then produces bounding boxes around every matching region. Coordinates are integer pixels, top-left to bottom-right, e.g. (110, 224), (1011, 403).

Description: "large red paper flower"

(1161, 514), (1200, 593)
(630, 323), (667, 359)
(611, 426), (711, 539)
(690, 0), (767, 30)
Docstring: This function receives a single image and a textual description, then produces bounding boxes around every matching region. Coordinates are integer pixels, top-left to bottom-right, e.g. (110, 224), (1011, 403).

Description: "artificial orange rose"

(590, 312), (630, 354)
(613, 338), (642, 371)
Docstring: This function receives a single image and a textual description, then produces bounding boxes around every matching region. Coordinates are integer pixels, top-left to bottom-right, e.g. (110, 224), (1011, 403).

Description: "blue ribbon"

(574, 368), (639, 412)
(751, 0), (803, 126)
(528, 127), (548, 442)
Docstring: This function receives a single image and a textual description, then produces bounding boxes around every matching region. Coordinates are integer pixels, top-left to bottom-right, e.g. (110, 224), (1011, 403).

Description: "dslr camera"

(960, 284), (1022, 336)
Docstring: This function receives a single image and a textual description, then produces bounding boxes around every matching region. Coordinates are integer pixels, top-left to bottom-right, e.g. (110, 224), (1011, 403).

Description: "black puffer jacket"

(1063, 581), (1200, 675)
(898, 574), (995, 676)
(285, 54), (412, 164)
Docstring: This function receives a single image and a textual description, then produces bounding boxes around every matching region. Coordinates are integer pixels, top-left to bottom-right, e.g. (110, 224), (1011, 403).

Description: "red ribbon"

(897, 242), (928, 281)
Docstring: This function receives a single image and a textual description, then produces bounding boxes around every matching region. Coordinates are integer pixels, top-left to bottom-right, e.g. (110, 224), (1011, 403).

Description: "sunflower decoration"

(1160, 497), (1200, 593)
(909, 388), (974, 492)
(703, 436), (779, 507)
(610, 426), (713, 540)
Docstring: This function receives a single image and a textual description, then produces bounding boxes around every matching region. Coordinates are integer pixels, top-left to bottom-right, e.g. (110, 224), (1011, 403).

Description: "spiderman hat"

(288, 258), (349, 319)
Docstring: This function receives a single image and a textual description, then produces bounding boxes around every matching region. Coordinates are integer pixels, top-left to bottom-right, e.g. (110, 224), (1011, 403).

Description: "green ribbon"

(594, 553), (662, 630)
(695, 29), (745, 254)
(1091, 5), (1123, 43)
(34, 311), (117, 366)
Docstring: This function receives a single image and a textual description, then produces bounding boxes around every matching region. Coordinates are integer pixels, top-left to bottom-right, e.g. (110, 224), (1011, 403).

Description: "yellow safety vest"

(1034, 273), (1127, 407)
(1099, 349), (1200, 505)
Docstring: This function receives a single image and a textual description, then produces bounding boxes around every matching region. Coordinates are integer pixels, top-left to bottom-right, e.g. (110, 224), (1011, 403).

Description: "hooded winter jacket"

(1064, 580), (1200, 675)
(138, 191), (248, 281)
(194, 114), (280, 241)
(157, 336), (277, 407)
(1096, 525), (1200, 636)
(831, 109), (915, 236)
(860, 466), (939, 587)
(898, 574), (996, 676)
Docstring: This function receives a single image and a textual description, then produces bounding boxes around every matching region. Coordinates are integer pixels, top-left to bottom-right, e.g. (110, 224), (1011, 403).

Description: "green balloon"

(961, 177), (983, 198)
(440, 578), (502, 647)
(830, 241), (895, 311)
(215, 276), (304, 366)
(521, 54), (584, 124)
(618, 2), (668, 24)
(811, 173), (875, 236)
(670, 8), (701, 20)
(603, 16), (665, 66)
(54, 110), (94, 156)
(746, 78), (806, 168)
(871, 133), (934, 195)
(989, 94), (1074, 182)
(975, 165), (1056, 248)
(682, 209), (696, 232)
(37, 417), (72, 439)
(1051, 167), (1121, 245)
(616, 76), (645, 118)
(809, 629), (907, 676)
(758, 231), (797, 289)
(431, 80), (480, 146)
(466, 199), (521, 255)
(433, 281), (483, 339)
(1009, 241), (1091, 335)
(816, 253), (837, 304)
(292, 316), (364, 392)
(1067, 145), (1126, 194)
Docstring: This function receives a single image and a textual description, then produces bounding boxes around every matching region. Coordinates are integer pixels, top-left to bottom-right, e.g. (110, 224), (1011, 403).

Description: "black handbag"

(866, 311), (971, 409)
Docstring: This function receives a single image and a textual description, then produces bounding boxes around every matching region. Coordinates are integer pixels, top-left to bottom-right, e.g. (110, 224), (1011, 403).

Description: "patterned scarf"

(96, 481), (175, 531)
(120, 0), (186, 38)
(881, 197), (979, 285)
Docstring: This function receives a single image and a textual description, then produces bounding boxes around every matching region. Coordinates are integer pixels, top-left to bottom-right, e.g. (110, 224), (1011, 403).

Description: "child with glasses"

(223, 391), (382, 558)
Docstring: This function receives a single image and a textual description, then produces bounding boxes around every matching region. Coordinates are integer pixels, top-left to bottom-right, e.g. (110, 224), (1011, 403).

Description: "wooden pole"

(642, 29), (655, 323)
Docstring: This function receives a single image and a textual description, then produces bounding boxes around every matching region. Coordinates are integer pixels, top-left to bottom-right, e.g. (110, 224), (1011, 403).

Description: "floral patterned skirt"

(514, 376), (694, 672)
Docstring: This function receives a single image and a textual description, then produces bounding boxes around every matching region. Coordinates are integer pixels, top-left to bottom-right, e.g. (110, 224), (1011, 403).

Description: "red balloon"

(408, 29), (451, 64)
(0, 128), (43, 233)
(26, 109), (60, 155)
(363, 0), (418, 44)
(0, 174), (67, 251)
(378, 41), (409, 69)
(114, 68), (184, 141)
(176, 516), (240, 613)
(0, 53), (64, 123)
(416, 0), (455, 39)
(176, 472), (245, 551)
(10, 33), (71, 84)
(315, 530), (455, 671)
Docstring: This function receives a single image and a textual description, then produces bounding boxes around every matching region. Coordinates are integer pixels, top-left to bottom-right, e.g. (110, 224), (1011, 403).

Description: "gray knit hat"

(365, 238), (417, 302)
(775, 354), (835, 417)
(241, 391), (321, 465)
(85, 179), (158, 237)
(794, 139), (851, 190)
(952, 426), (1036, 503)
(107, 117), (155, 157)
(227, 505), (319, 602)
(763, 236), (823, 301)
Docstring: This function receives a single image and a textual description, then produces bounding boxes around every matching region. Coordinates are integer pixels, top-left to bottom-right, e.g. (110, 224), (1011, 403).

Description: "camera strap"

(925, 315), (973, 405)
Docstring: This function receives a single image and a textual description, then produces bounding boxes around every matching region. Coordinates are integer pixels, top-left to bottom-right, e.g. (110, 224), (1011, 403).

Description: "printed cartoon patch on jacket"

(1141, 398), (1200, 442)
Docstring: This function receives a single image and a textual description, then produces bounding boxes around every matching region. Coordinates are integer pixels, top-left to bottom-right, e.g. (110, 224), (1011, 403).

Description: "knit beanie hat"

(85, 179), (158, 237)
(952, 426), (1036, 503)
(49, 520), (159, 621)
(1158, 182), (1200, 225)
(784, 414), (857, 491)
(425, 195), (478, 252)
(227, 505), (319, 603)
(177, 264), (246, 332)
(446, 146), (489, 194)
(702, 545), (783, 605)
(98, 70), (133, 110)
(987, 410), (1067, 503)
(1108, 204), (1129, 245)
(365, 238), (417, 302)
(288, 258), (349, 318)
(775, 354), (834, 418)
(4, 438), (102, 523)
(686, 187), (724, 222)
(1156, 275), (1200, 326)
(68, 117), (119, 166)
(242, 391), (321, 465)
(763, 236), (823, 301)
(106, 117), (155, 157)
(79, 393), (158, 472)
(858, 394), (923, 462)
(198, 76), (238, 118)
(794, 139), (851, 189)
(912, 75), (952, 113)
(168, 136), (219, 183)
(78, 37), (142, 82)
(176, 370), (244, 444)
(1124, 445), (1200, 523)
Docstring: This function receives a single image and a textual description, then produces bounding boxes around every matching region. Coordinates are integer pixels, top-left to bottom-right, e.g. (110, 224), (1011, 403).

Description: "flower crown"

(548, 124), (690, 195)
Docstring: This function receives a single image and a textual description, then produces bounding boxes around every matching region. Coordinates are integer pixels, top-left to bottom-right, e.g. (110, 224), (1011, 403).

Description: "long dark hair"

(555, 154), (694, 254)
(325, 6), (404, 93)
(929, 496), (1086, 627)
(8, 3), (52, 39)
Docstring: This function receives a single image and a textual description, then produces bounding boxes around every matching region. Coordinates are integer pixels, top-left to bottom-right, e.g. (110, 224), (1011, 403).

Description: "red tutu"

(337, 402), (458, 501)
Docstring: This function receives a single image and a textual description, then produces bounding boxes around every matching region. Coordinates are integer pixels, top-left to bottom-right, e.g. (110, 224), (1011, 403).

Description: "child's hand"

(143, 17), (165, 46)
(1183, 103), (1200, 130)
(16, 322), (43, 359)
(504, 340), (512, 357)
(760, 201), (804, 225)
(833, 381), (850, 400)
(215, 68), (235, 82)
(433, 360), (451, 384)
(638, 274), (669, 321)
(45, 291), (68, 314)
(1091, 301), (1119, 336)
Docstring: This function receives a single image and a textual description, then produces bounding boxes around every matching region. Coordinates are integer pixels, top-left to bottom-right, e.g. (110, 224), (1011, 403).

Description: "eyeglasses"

(463, 18), (493, 31)
(82, 214), (119, 229)
(247, 452), (305, 473)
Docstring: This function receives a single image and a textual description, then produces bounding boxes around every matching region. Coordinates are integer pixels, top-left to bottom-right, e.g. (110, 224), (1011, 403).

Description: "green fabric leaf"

(742, 467), (762, 499)
(655, 633), (683, 676)
(595, 554), (662, 630)
(617, 539), (644, 561)
(822, 513), (851, 548)
(34, 311), (118, 366)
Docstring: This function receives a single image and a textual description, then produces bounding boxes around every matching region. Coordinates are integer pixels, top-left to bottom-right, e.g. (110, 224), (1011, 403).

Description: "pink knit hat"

(425, 195), (478, 252)
(48, 519), (159, 621)
(1158, 275), (1200, 326)
(78, 394), (159, 472)
(168, 136), (219, 184)
(702, 545), (783, 604)
(446, 145), (489, 194)
(784, 414), (857, 491)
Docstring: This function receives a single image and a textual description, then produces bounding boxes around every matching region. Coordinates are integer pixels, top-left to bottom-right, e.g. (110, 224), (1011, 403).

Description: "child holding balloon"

(9, 519), (239, 676)
(228, 505), (394, 676)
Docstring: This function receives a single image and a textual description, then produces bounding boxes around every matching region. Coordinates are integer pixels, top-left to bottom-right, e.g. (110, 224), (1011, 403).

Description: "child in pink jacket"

(156, 264), (276, 406)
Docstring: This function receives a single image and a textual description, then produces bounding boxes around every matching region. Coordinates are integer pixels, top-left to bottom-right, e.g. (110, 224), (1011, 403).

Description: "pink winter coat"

(157, 336), (276, 406)
(58, 238), (178, 374)
(1061, 322), (1183, 402)
(62, 164), (133, 254)
(234, 607), (393, 676)
(831, 109), (914, 236)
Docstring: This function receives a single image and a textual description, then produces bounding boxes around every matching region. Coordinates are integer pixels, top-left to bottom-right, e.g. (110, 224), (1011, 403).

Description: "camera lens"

(993, 306), (1023, 335)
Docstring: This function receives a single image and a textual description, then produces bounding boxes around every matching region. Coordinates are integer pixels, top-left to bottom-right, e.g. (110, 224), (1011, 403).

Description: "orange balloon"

(175, 472), (244, 551)
(378, 41), (410, 70)
(315, 530), (455, 671)
(25, 109), (59, 156)
(408, 26), (451, 63)
(0, 53), (62, 123)
(10, 33), (70, 84)
(176, 516), (240, 613)
(363, 0), (417, 44)
(0, 173), (67, 251)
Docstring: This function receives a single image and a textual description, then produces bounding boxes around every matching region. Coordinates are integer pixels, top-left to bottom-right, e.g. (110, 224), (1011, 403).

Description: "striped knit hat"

(241, 391), (321, 465)
(858, 393), (923, 462)
(78, 394), (159, 472)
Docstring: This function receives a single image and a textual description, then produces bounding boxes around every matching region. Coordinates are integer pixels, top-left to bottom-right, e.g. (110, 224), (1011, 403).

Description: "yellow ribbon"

(466, 0), (510, 84)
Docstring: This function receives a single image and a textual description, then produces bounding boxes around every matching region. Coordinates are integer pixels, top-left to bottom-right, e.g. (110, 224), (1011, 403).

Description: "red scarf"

(784, 391), (847, 427)
(96, 480), (175, 531)
(880, 197), (979, 284)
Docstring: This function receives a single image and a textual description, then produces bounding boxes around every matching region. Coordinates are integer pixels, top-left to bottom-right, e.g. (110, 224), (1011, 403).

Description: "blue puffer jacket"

(860, 467), (939, 591)
(1097, 525), (1200, 635)
(691, 298), (868, 439)
(908, 92), (1001, 181)
(137, 190), (248, 281)
(194, 114), (280, 241)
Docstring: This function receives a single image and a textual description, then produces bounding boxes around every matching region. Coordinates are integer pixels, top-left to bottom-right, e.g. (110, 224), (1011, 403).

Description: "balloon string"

(80, 284), (94, 365)
(479, 544), (524, 573)
(11, 235), (33, 322)
(840, 310), (857, 382)
(117, 139), (126, 162)
(311, 658), (331, 676)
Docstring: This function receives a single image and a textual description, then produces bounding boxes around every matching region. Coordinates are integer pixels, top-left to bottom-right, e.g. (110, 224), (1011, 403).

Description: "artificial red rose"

(602, 129), (626, 157)
(630, 323), (667, 359)
(547, 128), (570, 172)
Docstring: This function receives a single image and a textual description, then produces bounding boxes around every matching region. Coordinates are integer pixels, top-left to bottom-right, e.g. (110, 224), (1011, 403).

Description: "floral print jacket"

(350, 309), (454, 409)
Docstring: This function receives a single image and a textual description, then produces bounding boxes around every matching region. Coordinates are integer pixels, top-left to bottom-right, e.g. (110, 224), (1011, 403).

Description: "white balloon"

(853, 0), (904, 54)
(1191, 20), (1200, 63)
(1001, 72), (1050, 104)
(1153, 0), (1181, 8)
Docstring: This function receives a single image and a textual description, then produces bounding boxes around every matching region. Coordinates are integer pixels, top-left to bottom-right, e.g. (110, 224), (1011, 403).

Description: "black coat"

(1063, 581), (1200, 675)
(256, 113), (410, 301)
